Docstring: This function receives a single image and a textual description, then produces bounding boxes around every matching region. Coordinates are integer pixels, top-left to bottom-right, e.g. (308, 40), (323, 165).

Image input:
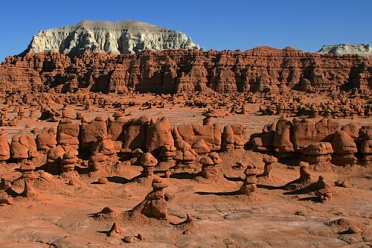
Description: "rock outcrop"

(1, 46), (371, 94)
(318, 44), (372, 56)
(23, 20), (199, 56)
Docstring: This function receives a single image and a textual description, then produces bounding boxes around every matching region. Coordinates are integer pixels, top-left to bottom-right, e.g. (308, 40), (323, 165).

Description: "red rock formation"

(0, 47), (371, 94)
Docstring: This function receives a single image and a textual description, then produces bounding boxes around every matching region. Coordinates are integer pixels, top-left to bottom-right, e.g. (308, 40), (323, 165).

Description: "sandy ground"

(0, 94), (371, 247)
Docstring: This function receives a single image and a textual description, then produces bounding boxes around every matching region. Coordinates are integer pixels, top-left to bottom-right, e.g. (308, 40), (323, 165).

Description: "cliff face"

(23, 20), (199, 56)
(318, 44), (372, 56)
(1, 46), (372, 94)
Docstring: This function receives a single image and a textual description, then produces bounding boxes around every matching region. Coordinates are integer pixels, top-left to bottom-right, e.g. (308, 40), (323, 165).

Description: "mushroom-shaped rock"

(283, 161), (313, 191)
(159, 145), (176, 159)
(47, 145), (65, 164)
(20, 161), (36, 179)
(259, 155), (278, 179)
(273, 117), (294, 157)
(314, 176), (333, 202)
(10, 135), (29, 162)
(139, 152), (158, 167)
(61, 151), (78, 173)
(239, 165), (259, 195)
(200, 152), (223, 179)
(139, 152), (158, 177)
(361, 130), (372, 164)
(331, 130), (357, 166)
(301, 142), (333, 164)
(130, 177), (170, 220)
(152, 177), (169, 189)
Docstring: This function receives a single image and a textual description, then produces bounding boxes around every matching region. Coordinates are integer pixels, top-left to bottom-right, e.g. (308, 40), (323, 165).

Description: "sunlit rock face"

(318, 44), (372, 56)
(24, 20), (199, 56)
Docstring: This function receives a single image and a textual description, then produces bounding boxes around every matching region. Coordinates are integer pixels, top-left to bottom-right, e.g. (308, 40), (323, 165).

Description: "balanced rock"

(239, 165), (259, 195)
(139, 152), (158, 177)
(259, 155), (278, 179)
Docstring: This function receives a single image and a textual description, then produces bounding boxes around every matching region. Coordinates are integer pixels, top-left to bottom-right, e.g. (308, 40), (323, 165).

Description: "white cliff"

(318, 44), (372, 56)
(24, 20), (199, 55)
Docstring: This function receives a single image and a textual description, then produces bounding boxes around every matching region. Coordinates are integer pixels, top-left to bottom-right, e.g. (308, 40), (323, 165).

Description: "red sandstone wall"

(0, 47), (371, 94)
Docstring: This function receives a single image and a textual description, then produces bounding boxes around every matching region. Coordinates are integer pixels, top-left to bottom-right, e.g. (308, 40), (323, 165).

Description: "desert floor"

(0, 93), (371, 247)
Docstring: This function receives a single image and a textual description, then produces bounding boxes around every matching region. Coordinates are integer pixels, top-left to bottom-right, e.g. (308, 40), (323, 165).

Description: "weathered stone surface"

(331, 130), (357, 165)
(130, 177), (169, 219)
(80, 116), (107, 151)
(1, 46), (371, 94)
(145, 117), (174, 154)
(122, 116), (149, 151)
(301, 142), (333, 164)
(176, 124), (222, 152)
(107, 116), (127, 141)
(318, 44), (372, 56)
(293, 118), (339, 150)
(0, 130), (10, 162)
(24, 20), (199, 56)
(273, 117), (294, 153)
(36, 128), (57, 153)
(57, 119), (80, 150)
(10, 135), (39, 162)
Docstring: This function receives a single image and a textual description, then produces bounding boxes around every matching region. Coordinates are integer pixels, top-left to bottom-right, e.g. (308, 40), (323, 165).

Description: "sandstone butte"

(0, 46), (371, 95)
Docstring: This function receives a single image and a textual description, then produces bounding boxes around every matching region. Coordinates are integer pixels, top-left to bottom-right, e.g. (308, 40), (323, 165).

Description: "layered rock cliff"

(23, 20), (199, 56)
(318, 44), (372, 56)
(1, 46), (371, 94)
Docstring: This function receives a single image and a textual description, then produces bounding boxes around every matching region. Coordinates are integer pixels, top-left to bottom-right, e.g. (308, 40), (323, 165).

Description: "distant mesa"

(317, 43), (372, 56)
(22, 20), (200, 56)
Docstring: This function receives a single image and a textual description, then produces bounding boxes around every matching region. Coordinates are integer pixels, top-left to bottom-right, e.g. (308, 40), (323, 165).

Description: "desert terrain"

(0, 20), (371, 248)
(0, 90), (370, 248)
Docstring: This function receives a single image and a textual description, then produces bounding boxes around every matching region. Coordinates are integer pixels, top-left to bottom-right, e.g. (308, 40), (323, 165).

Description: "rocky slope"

(1, 46), (371, 94)
(318, 44), (372, 56)
(23, 20), (199, 56)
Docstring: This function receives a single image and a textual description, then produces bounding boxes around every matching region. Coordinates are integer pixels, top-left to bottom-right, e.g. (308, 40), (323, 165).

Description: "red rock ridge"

(0, 46), (371, 94)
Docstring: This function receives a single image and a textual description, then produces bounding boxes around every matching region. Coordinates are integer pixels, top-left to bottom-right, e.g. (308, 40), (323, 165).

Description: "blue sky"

(1, 0), (371, 61)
